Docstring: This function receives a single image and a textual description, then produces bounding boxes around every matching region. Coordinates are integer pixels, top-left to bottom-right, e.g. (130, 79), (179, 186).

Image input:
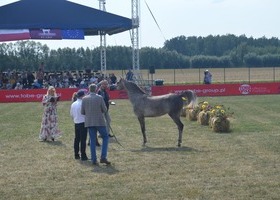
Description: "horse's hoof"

(142, 141), (147, 147)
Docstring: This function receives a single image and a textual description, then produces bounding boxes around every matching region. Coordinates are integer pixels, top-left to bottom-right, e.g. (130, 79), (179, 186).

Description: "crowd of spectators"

(0, 68), (118, 90)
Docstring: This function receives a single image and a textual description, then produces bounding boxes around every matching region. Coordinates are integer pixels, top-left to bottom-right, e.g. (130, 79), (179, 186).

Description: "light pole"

(131, 0), (140, 81)
(98, 0), (107, 76)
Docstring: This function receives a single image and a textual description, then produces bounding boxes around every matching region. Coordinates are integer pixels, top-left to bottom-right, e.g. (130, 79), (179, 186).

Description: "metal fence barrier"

(124, 67), (280, 85)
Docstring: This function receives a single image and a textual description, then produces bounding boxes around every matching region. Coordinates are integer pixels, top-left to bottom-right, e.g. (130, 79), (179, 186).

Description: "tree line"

(1, 34), (280, 72)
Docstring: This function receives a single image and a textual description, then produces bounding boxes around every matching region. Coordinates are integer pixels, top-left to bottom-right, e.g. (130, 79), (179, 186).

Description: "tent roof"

(0, 0), (133, 35)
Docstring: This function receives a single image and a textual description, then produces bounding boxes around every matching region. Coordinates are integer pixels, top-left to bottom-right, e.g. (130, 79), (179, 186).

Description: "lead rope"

(109, 124), (125, 149)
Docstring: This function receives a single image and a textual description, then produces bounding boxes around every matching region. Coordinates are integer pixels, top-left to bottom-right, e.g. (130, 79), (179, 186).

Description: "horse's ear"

(117, 77), (124, 85)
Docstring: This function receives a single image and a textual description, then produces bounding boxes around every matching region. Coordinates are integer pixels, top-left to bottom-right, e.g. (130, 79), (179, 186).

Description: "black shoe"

(75, 155), (80, 160)
(92, 161), (99, 166)
(109, 134), (114, 138)
(81, 156), (88, 161)
(51, 137), (55, 142)
(100, 159), (111, 165)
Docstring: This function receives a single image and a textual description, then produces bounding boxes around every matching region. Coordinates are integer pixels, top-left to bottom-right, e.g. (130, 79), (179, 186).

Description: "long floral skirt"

(39, 106), (62, 141)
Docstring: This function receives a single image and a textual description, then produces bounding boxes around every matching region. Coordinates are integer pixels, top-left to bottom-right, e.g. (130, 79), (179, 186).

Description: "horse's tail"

(182, 90), (197, 109)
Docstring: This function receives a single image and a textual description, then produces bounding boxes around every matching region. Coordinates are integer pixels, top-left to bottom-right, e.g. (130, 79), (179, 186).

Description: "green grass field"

(0, 95), (280, 200)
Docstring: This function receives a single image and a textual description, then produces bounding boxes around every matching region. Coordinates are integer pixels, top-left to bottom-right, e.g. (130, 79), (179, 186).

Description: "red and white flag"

(0, 29), (30, 42)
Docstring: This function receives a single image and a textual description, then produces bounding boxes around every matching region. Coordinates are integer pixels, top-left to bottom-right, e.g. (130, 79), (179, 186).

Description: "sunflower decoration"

(186, 101), (211, 122)
(209, 105), (234, 132)
(197, 101), (212, 125)
(200, 101), (211, 111)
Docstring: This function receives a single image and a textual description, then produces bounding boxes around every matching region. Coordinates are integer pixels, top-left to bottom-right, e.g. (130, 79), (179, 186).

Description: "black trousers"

(74, 122), (88, 157)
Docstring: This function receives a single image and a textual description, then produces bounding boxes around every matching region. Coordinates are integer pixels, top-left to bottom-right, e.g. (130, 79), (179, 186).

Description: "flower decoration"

(197, 101), (212, 125)
(186, 101), (212, 122)
(209, 105), (233, 120)
(209, 104), (234, 132)
(193, 101), (212, 113)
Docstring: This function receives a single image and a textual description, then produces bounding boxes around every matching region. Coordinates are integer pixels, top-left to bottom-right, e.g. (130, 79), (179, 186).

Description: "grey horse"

(117, 78), (197, 147)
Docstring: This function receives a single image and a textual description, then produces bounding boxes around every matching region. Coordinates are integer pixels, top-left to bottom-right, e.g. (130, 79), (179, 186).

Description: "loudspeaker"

(149, 66), (155, 74)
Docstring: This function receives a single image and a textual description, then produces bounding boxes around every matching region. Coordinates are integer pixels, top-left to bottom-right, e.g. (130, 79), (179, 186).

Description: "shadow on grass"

(78, 159), (120, 175)
(131, 146), (199, 152)
(109, 137), (124, 145)
(39, 140), (66, 147)
(92, 165), (119, 174)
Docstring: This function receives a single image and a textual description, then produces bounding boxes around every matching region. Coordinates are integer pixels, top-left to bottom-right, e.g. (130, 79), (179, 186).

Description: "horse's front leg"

(137, 116), (147, 146)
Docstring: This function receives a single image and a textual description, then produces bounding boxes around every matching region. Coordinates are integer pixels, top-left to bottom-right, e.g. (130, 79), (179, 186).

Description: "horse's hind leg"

(137, 116), (147, 146)
(169, 114), (184, 147)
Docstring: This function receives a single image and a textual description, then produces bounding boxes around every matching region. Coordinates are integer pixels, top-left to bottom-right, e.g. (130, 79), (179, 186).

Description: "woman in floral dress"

(39, 86), (62, 141)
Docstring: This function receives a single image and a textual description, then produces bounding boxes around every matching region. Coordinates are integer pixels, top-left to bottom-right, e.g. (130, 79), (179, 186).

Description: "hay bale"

(198, 111), (210, 125)
(211, 117), (230, 133)
(209, 116), (215, 128)
(187, 109), (198, 121)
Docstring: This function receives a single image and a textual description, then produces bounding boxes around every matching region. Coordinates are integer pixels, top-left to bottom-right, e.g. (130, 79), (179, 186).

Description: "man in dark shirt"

(97, 80), (113, 137)
(110, 73), (117, 84)
(126, 69), (134, 81)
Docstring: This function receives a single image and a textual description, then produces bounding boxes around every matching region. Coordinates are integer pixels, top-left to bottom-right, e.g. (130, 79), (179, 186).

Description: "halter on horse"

(117, 78), (197, 147)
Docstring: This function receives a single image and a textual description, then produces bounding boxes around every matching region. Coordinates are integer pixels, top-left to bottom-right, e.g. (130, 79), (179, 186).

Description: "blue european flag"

(62, 29), (84, 39)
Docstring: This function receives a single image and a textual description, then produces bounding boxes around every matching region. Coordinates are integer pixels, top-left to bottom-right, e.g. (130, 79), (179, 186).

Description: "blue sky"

(1, 0), (279, 49)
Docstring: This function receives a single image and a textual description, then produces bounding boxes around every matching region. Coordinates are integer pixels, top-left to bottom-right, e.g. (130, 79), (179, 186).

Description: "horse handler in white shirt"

(70, 89), (88, 161)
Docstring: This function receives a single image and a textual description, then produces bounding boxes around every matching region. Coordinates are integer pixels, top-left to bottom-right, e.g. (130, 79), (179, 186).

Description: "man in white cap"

(203, 69), (212, 84)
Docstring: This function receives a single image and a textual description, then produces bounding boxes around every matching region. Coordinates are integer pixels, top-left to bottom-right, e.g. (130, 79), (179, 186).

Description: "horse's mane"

(124, 80), (146, 95)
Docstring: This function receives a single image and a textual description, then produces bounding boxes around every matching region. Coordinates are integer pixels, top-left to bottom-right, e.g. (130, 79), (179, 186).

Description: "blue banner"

(62, 29), (84, 39)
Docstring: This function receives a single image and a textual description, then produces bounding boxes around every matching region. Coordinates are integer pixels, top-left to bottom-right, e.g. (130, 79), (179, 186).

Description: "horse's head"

(116, 78), (125, 90)
(116, 78), (147, 95)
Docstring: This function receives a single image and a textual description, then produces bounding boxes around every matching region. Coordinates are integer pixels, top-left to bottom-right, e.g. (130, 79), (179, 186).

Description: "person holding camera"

(39, 86), (62, 141)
